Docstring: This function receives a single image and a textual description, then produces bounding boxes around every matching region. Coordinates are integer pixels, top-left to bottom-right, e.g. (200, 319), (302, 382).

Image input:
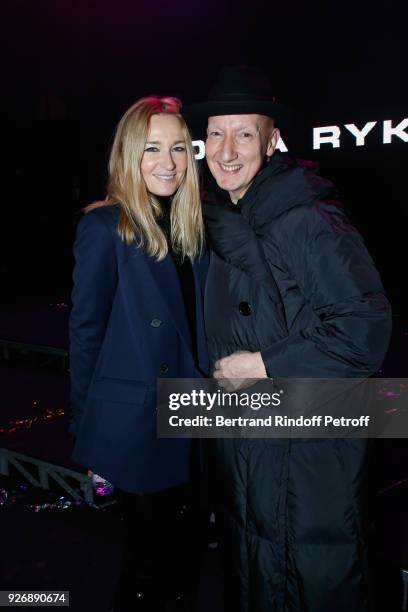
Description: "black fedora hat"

(184, 65), (289, 128)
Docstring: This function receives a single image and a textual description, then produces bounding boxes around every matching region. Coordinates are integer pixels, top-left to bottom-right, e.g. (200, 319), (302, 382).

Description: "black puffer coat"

(203, 154), (392, 612)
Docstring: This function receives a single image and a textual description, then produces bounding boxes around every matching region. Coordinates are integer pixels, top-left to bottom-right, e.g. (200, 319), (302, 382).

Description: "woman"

(69, 96), (209, 611)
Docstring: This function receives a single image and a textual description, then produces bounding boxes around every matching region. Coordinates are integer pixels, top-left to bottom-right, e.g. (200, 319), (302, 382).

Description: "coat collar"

(202, 153), (335, 280)
(203, 152), (334, 225)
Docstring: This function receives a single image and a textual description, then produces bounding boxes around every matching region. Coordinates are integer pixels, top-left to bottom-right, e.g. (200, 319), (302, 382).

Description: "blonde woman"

(69, 96), (208, 611)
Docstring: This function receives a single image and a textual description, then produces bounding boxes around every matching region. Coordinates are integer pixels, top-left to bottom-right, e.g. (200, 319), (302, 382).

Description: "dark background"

(0, 4), (407, 608)
(1, 0), (407, 312)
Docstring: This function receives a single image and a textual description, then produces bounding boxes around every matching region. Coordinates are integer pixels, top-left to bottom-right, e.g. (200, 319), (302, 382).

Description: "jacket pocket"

(88, 377), (149, 404)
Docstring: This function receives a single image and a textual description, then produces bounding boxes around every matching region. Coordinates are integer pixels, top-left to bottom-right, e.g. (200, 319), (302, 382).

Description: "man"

(187, 66), (392, 611)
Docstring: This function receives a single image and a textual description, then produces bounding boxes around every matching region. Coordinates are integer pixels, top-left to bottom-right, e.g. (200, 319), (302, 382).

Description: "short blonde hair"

(107, 96), (203, 261)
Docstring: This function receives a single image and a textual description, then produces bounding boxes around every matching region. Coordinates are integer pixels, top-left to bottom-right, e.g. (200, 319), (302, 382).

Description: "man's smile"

(218, 163), (243, 174)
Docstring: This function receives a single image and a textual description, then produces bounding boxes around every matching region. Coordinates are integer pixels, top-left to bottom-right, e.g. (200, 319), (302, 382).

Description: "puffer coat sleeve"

(260, 201), (392, 378)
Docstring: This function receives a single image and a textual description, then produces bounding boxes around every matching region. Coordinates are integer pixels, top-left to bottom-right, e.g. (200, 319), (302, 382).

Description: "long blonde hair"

(107, 96), (204, 261)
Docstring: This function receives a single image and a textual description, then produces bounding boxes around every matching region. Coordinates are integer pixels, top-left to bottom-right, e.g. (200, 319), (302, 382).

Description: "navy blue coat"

(69, 204), (208, 493)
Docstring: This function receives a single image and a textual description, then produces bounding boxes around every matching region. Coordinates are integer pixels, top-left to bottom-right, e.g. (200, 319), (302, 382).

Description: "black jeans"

(113, 483), (206, 611)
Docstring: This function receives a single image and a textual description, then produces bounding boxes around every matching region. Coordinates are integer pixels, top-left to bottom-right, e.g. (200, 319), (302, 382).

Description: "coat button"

(160, 363), (169, 374)
(150, 318), (162, 328)
(239, 301), (252, 316)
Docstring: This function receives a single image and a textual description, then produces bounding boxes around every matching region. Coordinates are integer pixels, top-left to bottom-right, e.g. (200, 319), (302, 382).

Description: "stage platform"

(0, 364), (98, 504)
(0, 305), (69, 368)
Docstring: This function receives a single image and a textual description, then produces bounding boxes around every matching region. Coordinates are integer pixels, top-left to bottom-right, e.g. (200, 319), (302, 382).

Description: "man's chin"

(215, 175), (241, 192)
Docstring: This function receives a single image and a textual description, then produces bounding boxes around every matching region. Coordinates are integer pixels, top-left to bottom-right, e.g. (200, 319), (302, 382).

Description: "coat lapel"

(192, 251), (210, 375)
(144, 251), (193, 354)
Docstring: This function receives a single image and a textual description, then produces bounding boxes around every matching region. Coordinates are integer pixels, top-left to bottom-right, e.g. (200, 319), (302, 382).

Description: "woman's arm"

(69, 211), (118, 434)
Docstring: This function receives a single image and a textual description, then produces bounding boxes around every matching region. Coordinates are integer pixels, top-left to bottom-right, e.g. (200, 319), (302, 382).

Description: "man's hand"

(213, 350), (268, 390)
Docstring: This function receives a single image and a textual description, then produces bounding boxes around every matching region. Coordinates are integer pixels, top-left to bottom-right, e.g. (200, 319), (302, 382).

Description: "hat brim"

(183, 100), (289, 129)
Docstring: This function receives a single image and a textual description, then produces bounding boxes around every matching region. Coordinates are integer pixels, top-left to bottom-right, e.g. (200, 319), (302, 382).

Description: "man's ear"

(266, 127), (280, 157)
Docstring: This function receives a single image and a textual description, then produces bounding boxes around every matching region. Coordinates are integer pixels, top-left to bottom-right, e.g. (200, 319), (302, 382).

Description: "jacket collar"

(203, 152), (334, 225)
(202, 153), (334, 283)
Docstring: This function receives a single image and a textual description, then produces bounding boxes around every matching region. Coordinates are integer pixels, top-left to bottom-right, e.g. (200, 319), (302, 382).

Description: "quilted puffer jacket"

(202, 153), (392, 612)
